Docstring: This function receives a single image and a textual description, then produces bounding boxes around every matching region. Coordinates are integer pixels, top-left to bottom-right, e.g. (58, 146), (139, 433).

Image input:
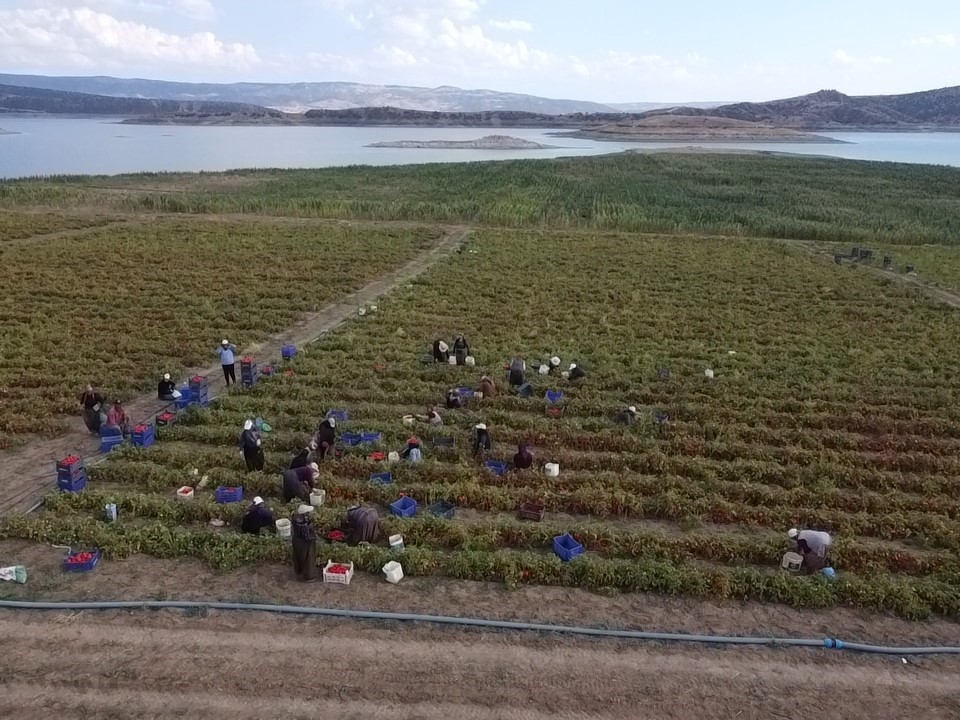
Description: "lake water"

(2, 115), (960, 178)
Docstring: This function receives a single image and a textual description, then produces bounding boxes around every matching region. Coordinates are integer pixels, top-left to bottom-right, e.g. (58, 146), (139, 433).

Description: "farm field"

(0, 218), (439, 445)
(7, 228), (960, 618)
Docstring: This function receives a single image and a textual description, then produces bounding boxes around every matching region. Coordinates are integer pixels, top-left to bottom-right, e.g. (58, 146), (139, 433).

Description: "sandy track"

(0, 226), (469, 516)
(1, 611), (957, 720)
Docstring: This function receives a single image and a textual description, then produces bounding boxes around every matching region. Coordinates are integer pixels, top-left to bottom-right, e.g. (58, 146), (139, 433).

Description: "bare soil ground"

(0, 225), (468, 516)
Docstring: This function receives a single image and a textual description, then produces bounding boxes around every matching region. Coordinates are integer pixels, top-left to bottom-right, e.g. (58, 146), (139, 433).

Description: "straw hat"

(475, 423), (487, 431)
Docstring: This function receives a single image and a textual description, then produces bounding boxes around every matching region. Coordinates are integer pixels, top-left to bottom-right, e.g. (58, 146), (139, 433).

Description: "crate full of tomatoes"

(63, 548), (101, 572)
(322, 560), (354, 585)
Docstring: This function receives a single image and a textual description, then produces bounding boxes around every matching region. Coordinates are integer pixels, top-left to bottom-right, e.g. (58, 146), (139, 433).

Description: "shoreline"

(552, 129), (847, 144)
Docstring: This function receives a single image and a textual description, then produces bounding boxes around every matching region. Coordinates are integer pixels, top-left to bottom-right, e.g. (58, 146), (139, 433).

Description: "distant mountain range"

(652, 88), (960, 128)
(0, 73), (723, 115)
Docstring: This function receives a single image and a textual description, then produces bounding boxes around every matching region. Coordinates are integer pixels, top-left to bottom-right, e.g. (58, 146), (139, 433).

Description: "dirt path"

(0, 610), (956, 720)
(1, 218), (137, 247)
(0, 226), (469, 516)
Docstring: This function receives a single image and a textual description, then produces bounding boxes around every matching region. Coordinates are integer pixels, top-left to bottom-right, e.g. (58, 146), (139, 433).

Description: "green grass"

(4, 153), (960, 243)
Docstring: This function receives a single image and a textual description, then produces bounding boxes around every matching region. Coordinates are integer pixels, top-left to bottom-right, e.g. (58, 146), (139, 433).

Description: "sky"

(0, 0), (958, 103)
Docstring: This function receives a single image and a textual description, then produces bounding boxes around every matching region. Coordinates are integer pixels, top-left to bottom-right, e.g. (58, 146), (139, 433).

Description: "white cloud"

(833, 49), (890, 69)
(0, 7), (259, 72)
(906, 33), (956, 47)
(488, 19), (532, 32)
(170, 0), (216, 22)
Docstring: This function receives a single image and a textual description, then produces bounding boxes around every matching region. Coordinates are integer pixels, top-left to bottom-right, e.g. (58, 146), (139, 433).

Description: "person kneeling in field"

(241, 496), (276, 535)
(282, 462), (320, 503)
(312, 417), (337, 460)
(344, 505), (381, 545)
(615, 406), (638, 426)
(788, 528), (832, 573)
(415, 405), (443, 427)
(445, 388), (463, 409)
(479, 375), (497, 399)
(105, 400), (131, 436)
(567, 362), (586, 381)
(291, 506), (317, 582)
(400, 437), (423, 463)
(433, 339), (450, 363)
(157, 373), (181, 402)
(513, 442), (534, 470)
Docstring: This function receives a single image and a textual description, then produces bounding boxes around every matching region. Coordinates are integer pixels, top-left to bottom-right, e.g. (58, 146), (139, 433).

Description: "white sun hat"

(628, 406), (637, 413)
(163, 373), (171, 380)
(328, 417), (336, 427)
(243, 419), (253, 430)
(253, 496), (264, 505)
(550, 356), (561, 367)
(787, 528), (799, 539)
(475, 423), (487, 431)
(221, 339), (229, 345)
(297, 504), (313, 515)
(309, 462), (320, 474)
(438, 341), (449, 352)
(570, 363), (578, 370)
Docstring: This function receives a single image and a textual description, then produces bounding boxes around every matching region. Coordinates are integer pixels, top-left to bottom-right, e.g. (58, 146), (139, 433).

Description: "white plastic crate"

(323, 560), (354, 585)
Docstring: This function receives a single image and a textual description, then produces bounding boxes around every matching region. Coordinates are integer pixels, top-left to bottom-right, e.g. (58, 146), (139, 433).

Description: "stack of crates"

(189, 375), (210, 407)
(57, 455), (88, 493)
(175, 383), (193, 410)
(132, 423), (156, 448)
(241, 357), (258, 387)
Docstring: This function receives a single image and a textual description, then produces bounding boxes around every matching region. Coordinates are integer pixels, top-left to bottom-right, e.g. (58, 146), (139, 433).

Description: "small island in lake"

(366, 134), (557, 149)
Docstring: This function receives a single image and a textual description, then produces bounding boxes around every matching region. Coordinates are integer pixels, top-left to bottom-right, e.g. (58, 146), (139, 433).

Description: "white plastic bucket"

(276, 519), (292, 538)
(538, 364), (549, 375)
(389, 534), (405, 551)
(176, 486), (194, 501)
(310, 489), (326, 507)
(781, 551), (803, 572)
(704, 368), (715, 380)
(447, 356), (457, 365)
(465, 356), (476, 366)
(475, 391), (483, 399)
(544, 463), (560, 477)
(388, 451), (400, 463)
(403, 415), (416, 427)
(383, 560), (404, 584)
(358, 307), (367, 316)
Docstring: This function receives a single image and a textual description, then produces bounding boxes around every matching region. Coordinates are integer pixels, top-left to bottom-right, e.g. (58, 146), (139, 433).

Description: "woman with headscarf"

(239, 419), (265, 471)
(288, 441), (316, 470)
(282, 462), (320, 502)
(291, 505), (317, 581)
(508, 356), (526, 388)
(453, 334), (470, 366)
(513, 442), (534, 470)
(432, 339), (450, 363)
(445, 388), (463, 409)
(312, 417), (337, 460)
(473, 423), (492, 460)
(79, 384), (105, 433)
(568, 362), (586, 381)
(344, 505), (381, 545)
(400, 436), (423, 463)
(415, 405), (443, 427)
(478, 375), (497, 399)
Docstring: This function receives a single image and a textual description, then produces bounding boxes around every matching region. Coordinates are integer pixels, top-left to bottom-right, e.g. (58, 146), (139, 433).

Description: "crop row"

(44, 489), (959, 577)
(4, 512), (958, 619)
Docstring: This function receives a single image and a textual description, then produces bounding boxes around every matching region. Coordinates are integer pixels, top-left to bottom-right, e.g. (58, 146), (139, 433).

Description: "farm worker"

(344, 505), (381, 545)
(312, 417), (337, 459)
(240, 419), (265, 472)
(568, 363), (586, 381)
(288, 441), (316, 470)
(400, 437), (423, 463)
(453, 334), (470, 365)
(513, 443), (534, 470)
(479, 375), (497, 399)
(79, 384), (106, 433)
(105, 400), (130, 435)
(473, 423), (492, 459)
(241, 496), (276, 535)
(291, 506), (318, 582)
(416, 406), (443, 426)
(549, 356), (562, 374)
(217, 339), (238, 386)
(615, 406), (639, 426)
(282, 462), (320, 503)
(157, 373), (180, 401)
(433, 339), (450, 363)
(445, 388), (463, 409)
(508, 357), (526, 387)
(788, 528), (833, 573)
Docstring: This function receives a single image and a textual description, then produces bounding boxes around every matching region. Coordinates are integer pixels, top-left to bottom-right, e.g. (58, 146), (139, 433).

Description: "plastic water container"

(358, 306), (367, 316)
(447, 356), (457, 365)
(310, 489), (326, 507)
(544, 463), (560, 477)
(403, 415), (415, 427)
(704, 368), (715, 380)
(464, 356), (476, 366)
(538, 364), (550, 375)
(382, 560), (404, 584)
(176, 486), (194, 501)
(781, 551), (803, 572)
(104, 503), (117, 523)
(275, 518), (292, 538)
(388, 451), (400, 463)
(389, 534), (405, 551)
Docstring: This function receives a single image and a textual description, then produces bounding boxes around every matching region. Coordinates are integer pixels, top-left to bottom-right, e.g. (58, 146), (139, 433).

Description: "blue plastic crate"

(484, 459), (508, 476)
(517, 383), (534, 398)
(282, 344), (297, 360)
(215, 486), (244, 504)
(341, 432), (362, 447)
(100, 434), (124, 454)
(57, 458), (86, 480)
(429, 500), (456, 519)
(553, 533), (585, 562)
(652, 411), (669, 425)
(132, 426), (155, 448)
(189, 376), (209, 392)
(175, 394), (192, 411)
(456, 387), (476, 398)
(57, 474), (87, 493)
(545, 389), (565, 405)
(370, 472), (393, 485)
(326, 409), (349, 422)
(360, 431), (383, 445)
(390, 496), (418, 517)
(63, 548), (100, 572)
